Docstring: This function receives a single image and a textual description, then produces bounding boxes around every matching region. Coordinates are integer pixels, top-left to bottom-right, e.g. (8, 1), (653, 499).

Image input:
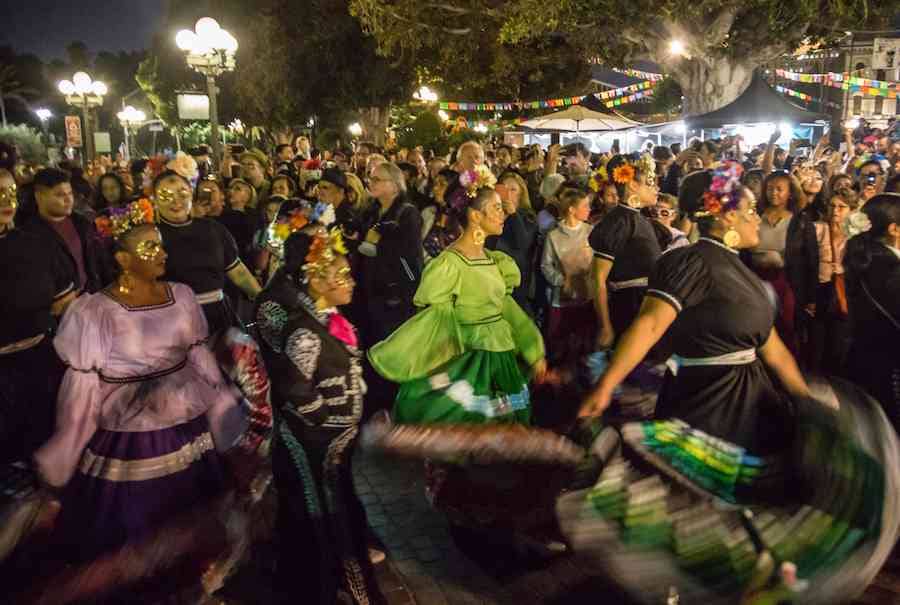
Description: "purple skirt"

(55, 413), (226, 559)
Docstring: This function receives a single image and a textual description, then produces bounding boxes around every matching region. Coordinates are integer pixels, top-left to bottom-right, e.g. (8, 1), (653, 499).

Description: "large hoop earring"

(118, 270), (134, 294)
(472, 227), (486, 246)
(626, 194), (641, 209)
(723, 228), (741, 249)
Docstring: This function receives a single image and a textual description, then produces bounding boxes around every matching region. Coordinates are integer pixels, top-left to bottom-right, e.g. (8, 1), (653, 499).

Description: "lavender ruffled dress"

(33, 282), (250, 557)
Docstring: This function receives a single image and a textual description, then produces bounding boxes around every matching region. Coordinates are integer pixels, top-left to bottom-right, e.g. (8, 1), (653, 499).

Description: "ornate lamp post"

(58, 72), (106, 167)
(176, 18), (237, 169)
(117, 105), (146, 161)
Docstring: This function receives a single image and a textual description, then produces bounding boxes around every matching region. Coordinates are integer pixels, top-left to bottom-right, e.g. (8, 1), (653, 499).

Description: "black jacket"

(784, 212), (819, 308)
(359, 197), (423, 304)
(22, 212), (114, 294)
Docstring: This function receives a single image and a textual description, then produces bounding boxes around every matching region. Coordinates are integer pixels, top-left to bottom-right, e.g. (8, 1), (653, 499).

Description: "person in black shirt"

(153, 170), (261, 335)
(23, 168), (113, 295)
(0, 169), (74, 463)
(589, 154), (663, 350)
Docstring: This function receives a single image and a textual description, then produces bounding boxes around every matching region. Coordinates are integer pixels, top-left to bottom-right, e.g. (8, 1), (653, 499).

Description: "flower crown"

(95, 198), (155, 240)
(302, 227), (348, 281)
(270, 205), (309, 245)
(695, 161), (744, 218)
(610, 153), (655, 186)
(448, 165), (496, 214)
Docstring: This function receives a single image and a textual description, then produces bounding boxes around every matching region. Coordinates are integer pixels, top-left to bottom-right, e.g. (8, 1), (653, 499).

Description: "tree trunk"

(274, 127), (293, 145)
(358, 104), (391, 147)
(669, 56), (755, 116)
(0, 90), (6, 129)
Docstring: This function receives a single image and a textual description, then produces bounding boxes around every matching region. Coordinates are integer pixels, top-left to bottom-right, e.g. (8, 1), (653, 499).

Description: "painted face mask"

(135, 239), (163, 261)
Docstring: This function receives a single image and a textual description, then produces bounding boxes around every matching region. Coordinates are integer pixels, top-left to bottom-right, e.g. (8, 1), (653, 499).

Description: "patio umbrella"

(521, 105), (641, 133)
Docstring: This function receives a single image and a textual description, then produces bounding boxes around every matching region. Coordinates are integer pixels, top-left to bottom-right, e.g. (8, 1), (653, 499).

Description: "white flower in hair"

(844, 211), (872, 238)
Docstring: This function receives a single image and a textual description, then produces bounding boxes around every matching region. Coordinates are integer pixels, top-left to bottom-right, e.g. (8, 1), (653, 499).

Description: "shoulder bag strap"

(860, 279), (900, 331)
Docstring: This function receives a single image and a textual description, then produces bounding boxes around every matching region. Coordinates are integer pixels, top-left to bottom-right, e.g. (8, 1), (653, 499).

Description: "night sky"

(0, 0), (166, 59)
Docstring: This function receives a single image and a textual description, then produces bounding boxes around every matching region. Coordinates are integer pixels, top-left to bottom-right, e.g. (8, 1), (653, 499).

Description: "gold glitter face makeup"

(135, 239), (162, 262)
(0, 184), (18, 209)
(156, 187), (192, 205)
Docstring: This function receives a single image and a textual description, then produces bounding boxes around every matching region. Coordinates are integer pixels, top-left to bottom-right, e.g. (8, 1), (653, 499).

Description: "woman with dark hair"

(270, 173), (297, 200)
(0, 169), (75, 464)
(749, 170), (818, 357)
(573, 163), (900, 605)
(369, 172), (563, 551)
(93, 172), (129, 212)
(153, 170), (261, 336)
(421, 167), (460, 262)
(27, 200), (256, 600)
(488, 171), (539, 314)
(808, 188), (858, 373)
(589, 153), (665, 352)
(255, 225), (384, 605)
(844, 193), (900, 432)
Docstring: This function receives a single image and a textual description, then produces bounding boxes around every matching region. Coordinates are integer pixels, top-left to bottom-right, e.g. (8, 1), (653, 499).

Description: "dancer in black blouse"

(0, 169), (75, 463)
(582, 162), (808, 451)
(152, 170), (261, 335)
(590, 154), (665, 350)
(256, 227), (384, 605)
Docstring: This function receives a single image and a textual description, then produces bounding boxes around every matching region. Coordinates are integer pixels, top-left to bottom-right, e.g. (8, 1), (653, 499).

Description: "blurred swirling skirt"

(557, 378), (900, 604)
(55, 413), (226, 560)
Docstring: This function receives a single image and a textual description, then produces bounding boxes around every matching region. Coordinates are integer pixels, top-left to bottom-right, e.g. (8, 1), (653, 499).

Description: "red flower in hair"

(703, 192), (722, 215)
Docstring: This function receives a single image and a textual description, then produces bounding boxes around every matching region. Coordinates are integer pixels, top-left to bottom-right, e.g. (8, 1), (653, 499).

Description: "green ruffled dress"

(368, 248), (545, 426)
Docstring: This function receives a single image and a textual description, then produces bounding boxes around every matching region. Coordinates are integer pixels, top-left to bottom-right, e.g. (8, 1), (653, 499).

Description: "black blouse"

(589, 205), (661, 282)
(158, 217), (240, 294)
(0, 229), (75, 346)
(647, 238), (775, 358)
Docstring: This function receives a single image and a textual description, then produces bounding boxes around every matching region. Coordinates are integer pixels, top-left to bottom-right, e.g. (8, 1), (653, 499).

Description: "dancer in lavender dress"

(22, 200), (254, 600)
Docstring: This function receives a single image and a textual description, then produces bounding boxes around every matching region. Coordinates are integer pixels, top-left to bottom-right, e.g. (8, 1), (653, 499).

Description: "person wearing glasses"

(154, 170), (261, 336)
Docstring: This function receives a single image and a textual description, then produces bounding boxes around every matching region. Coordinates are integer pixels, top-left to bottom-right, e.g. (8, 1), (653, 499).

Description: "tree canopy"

(350, 0), (892, 113)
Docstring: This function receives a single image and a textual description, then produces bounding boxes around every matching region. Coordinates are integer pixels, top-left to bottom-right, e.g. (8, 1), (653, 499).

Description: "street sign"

(94, 132), (112, 154)
(177, 93), (210, 120)
(65, 116), (82, 148)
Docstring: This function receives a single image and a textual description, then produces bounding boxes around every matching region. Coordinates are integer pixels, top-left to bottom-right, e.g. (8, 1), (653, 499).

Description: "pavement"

(353, 449), (637, 605)
(354, 448), (899, 605)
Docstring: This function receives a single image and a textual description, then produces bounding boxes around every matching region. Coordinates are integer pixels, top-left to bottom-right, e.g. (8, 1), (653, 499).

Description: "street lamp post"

(117, 106), (146, 161)
(58, 72), (106, 168)
(176, 18), (237, 170)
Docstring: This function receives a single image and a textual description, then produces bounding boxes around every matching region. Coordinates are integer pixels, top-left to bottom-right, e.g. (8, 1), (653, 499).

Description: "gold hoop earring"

(723, 228), (741, 249)
(118, 270), (134, 294)
(627, 194), (641, 209)
(472, 227), (486, 246)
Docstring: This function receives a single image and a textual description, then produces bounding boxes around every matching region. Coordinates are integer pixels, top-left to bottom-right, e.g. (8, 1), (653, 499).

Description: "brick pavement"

(353, 449), (638, 605)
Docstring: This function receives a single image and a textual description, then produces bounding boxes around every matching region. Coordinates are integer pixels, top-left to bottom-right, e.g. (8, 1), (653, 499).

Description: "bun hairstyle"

(605, 153), (655, 200)
(844, 193), (900, 279)
(445, 165), (497, 227)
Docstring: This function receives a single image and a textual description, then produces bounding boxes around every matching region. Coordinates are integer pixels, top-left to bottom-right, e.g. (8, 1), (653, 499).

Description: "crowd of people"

(0, 115), (898, 603)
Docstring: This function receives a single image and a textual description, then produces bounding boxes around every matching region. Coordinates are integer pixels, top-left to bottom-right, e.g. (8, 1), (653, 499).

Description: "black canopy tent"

(685, 71), (828, 129)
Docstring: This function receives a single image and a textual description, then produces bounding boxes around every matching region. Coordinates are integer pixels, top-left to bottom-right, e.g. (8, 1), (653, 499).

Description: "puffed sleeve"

(33, 294), (112, 487)
(177, 284), (248, 452)
(589, 208), (635, 262)
(646, 247), (711, 314)
(491, 250), (545, 366)
(368, 251), (463, 382)
(281, 328), (329, 426)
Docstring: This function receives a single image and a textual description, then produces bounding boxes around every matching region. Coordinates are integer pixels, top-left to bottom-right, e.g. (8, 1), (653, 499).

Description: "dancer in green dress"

(369, 168), (569, 550)
(368, 165), (546, 427)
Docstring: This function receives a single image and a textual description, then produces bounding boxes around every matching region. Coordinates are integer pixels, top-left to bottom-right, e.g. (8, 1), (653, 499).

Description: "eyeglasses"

(656, 208), (673, 218)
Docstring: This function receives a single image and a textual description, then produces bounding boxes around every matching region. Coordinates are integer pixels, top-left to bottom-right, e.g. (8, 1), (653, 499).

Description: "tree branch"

(706, 5), (739, 47)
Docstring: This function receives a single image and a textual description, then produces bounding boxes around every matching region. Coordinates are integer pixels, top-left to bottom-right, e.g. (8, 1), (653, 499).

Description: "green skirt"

(393, 350), (531, 426)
